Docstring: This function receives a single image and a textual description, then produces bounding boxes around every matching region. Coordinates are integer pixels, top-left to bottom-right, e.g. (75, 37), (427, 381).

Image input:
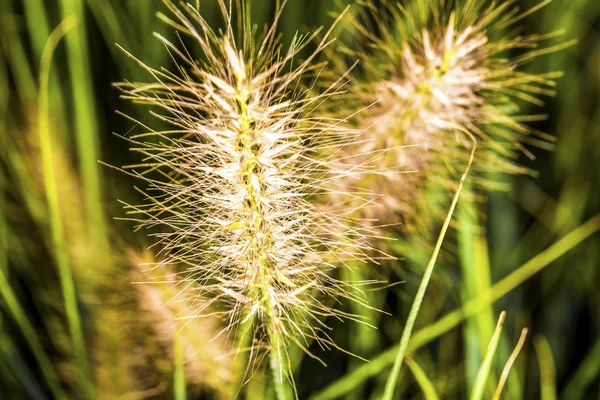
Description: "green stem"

(534, 336), (557, 400)
(0, 269), (67, 399)
(309, 212), (600, 400)
(458, 187), (498, 394)
(268, 305), (288, 400)
(39, 17), (95, 399)
(60, 0), (108, 254)
(382, 129), (476, 400)
(470, 312), (505, 400)
(173, 333), (186, 400)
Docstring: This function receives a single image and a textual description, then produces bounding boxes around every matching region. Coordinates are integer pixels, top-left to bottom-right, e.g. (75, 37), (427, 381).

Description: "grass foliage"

(0, 0), (599, 399)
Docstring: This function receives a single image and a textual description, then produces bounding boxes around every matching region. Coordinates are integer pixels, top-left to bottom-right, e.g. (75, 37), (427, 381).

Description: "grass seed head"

(330, 0), (565, 254)
(114, 0), (381, 384)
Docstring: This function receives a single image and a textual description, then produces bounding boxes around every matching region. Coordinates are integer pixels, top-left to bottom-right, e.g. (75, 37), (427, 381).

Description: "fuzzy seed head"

(331, 0), (563, 252)
(115, 0), (380, 375)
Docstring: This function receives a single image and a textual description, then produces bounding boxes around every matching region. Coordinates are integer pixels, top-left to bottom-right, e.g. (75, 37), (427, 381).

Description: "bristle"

(115, 0), (381, 389)
(330, 0), (564, 252)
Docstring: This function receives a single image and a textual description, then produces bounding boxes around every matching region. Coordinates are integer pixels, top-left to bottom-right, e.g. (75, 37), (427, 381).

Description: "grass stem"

(39, 17), (94, 399)
(311, 212), (600, 400)
(381, 128), (477, 400)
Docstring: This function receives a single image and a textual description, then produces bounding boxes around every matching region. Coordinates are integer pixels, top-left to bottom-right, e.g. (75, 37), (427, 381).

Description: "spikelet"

(114, 0), (379, 390)
(330, 0), (565, 256)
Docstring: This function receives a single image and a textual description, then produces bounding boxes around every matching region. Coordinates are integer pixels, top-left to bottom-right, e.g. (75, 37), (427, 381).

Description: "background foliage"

(0, 0), (599, 399)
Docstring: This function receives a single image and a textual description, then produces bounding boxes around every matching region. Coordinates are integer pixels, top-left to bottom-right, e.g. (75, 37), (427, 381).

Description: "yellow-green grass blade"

(22, 0), (51, 59)
(405, 357), (439, 400)
(174, 332), (186, 400)
(38, 17), (94, 399)
(309, 213), (600, 400)
(470, 312), (505, 400)
(342, 262), (385, 400)
(0, 35), (8, 119)
(458, 188), (497, 392)
(534, 336), (557, 400)
(60, 0), (109, 254)
(21, 0), (68, 137)
(0, 7), (36, 104)
(0, 78), (48, 397)
(381, 128), (477, 400)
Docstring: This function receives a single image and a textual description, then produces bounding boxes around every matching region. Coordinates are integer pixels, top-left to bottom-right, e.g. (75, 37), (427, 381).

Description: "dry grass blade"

(492, 328), (529, 400)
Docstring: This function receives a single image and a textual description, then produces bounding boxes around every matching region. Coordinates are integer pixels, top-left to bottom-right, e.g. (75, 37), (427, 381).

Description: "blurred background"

(0, 0), (599, 399)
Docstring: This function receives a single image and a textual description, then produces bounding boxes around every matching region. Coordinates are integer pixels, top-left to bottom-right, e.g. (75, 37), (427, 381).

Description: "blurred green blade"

(405, 357), (439, 400)
(38, 16), (94, 399)
(310, 213), (600, 400)
(534, 336), (557, 400)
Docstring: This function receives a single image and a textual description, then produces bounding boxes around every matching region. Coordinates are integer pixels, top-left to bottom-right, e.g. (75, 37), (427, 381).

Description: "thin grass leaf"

(458, 189), (497, 390)
(381, 126), (476, 400)
(0, 8), (36, 104)
(38, 16), (93, 399)
(534, 336), (557, 400)
(22, 0), (51, 58)
(309, 212), (600, 400)
(0, 270), (66, 399)
(561, 334), (600, 400)
(492, 328), (528, 400)
(470, 311), (506, 400)
(174, 332), (186, 400)
(59, 0), (109, 255)
(405, 357), (440, 400)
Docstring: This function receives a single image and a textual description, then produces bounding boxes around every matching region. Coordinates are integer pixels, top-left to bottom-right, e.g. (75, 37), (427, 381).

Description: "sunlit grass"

(0, 0), (599, 398)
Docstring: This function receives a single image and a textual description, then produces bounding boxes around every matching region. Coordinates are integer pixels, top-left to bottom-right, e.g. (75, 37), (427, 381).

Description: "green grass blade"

(458, 190), (497, 391)
(342, 262), (384, 399)
(534, 336), (557, 400)
(561, 334), (600, 399)
(0, 8), (36, 104)
(21, 0), (68, 137)
(270, 336), (291, 400)
(458, 193), (482, 389)
(86, 0), (135, 68)
(405, 357), (439, 400)
(38, 17), (94, 399)
(59, 0), (108, 254)
(309, 213), (600, 400)
(470, 312), (505, 400)
(22, 0), (51, 58)
(0, 80), (52, 398)
(0, 271), (66, 399)
(381, 128), (476, 400)
(173, 332), (186, 400)
(0, 319), (48, 400)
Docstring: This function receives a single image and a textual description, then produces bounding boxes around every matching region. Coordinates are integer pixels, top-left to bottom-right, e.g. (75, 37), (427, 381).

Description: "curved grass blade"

(492, 328), (528, 400)
(38, 16), (94, 399)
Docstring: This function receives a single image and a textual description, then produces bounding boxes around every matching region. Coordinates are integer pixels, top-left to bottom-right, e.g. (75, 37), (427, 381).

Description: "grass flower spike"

(114, 0), (377, 394)
(333, 0), (570, 255)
